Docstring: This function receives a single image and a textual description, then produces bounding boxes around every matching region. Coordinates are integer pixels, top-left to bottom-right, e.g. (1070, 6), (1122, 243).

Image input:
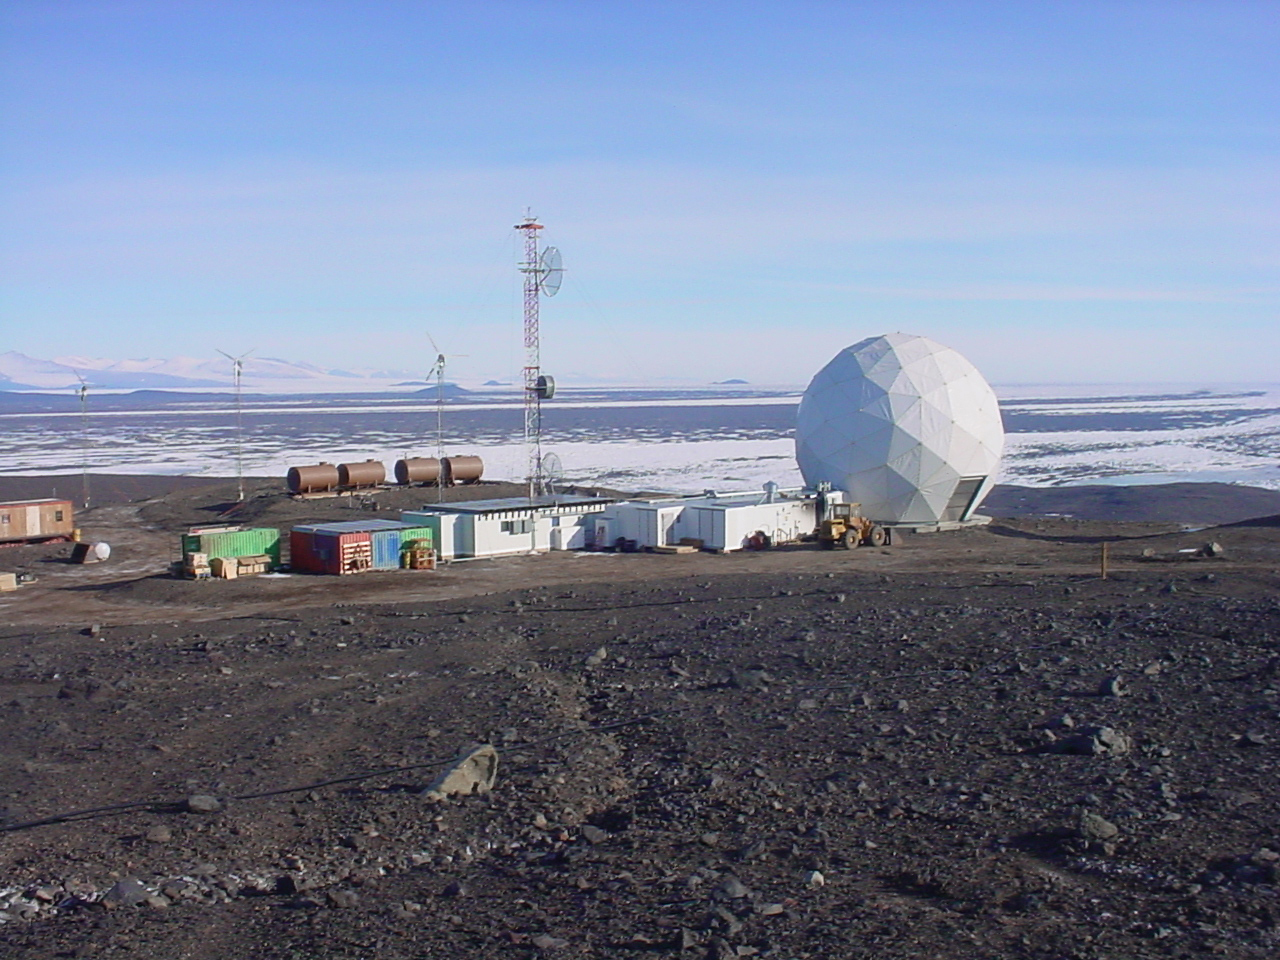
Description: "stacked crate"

(401, 536), (436, 570)
(185, 551), (212, 579)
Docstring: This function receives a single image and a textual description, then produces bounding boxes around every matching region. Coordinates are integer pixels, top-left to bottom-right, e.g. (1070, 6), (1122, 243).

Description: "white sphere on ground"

(795, 333), (1004, 524)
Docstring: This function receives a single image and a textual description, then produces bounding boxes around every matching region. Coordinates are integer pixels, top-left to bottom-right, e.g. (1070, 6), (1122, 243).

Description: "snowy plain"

(0, 384), (1277, 494)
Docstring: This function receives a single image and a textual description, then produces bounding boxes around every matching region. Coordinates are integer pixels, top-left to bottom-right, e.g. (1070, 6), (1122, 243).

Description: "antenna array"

(514, 213), (563, 498)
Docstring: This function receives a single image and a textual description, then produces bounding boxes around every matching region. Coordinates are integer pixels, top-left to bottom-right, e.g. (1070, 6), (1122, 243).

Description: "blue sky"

(1, 0), (1277, 385)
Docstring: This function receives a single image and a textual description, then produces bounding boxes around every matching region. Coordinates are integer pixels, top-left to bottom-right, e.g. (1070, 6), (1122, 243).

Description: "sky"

(1, 0), (1277, 387)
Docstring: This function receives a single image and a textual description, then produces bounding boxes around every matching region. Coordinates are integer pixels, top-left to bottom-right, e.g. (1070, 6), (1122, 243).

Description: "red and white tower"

(514, 214), (562, 499)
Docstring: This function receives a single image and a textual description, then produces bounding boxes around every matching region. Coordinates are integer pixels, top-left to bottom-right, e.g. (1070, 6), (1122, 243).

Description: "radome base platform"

(884, 515), (993, 534)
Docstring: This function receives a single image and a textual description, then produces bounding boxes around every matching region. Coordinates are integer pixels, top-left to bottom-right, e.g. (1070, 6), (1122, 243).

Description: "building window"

(501, 519), (531, 535)
(1, 513), (8, 524)
(55, 510), (64, 521)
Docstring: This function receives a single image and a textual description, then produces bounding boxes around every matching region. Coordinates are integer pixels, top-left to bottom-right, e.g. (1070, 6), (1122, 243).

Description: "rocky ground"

(0, 477), (1277, 958)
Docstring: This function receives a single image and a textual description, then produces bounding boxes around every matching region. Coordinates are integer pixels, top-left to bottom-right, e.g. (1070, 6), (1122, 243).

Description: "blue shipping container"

(370, 528), (403, 570)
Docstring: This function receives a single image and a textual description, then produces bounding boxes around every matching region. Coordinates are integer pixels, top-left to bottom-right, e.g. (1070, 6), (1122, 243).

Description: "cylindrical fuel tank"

(443, 455), (484, 485)
(394, 457), (442, 486)
(338, 459), (386, 488)
(288, 462), (340, 494)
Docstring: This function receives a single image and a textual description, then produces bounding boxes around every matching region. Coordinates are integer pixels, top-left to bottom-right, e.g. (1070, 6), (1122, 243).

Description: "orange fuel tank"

(443, 455), (484, 486)
(394, 457), (442, 486)
(287, 463), (339, 494)
(338, 460), (386, 489)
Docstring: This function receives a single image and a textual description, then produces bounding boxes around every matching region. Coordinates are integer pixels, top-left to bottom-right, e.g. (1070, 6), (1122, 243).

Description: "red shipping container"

(290, 525), (373, 575)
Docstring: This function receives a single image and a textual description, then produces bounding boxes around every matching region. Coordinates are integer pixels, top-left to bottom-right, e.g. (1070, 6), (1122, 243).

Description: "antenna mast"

(218, 349), (254, 502)
(516, 215), (544, 498)
(74, 373), (91, 509)
(425, 333), (467, 503)
(514, 213), (563, 499)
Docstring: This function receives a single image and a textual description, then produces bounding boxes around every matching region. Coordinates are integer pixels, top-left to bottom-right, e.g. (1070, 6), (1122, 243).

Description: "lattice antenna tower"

(514, 213), (563, 498)
(73, 372), (91, 509)
(217, 348), (254, 502)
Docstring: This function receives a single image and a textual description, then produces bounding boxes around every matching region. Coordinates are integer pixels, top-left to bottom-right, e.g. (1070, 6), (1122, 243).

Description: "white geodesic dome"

(795, 333), (1004, 524)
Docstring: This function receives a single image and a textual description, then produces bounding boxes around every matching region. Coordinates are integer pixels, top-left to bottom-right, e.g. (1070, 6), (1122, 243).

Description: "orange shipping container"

(0, 499), (74, 544)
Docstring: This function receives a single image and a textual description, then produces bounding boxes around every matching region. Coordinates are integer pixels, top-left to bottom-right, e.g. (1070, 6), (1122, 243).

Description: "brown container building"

(0, 498), (75, 544)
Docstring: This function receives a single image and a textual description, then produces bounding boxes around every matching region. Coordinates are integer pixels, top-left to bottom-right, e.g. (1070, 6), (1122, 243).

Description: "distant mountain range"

(0, 351), (424, 392)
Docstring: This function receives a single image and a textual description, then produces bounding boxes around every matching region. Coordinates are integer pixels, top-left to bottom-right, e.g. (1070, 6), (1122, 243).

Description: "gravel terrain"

(0, 477), (1277, 958)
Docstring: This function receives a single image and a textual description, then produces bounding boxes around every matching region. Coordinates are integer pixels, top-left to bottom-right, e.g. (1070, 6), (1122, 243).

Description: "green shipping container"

(397, 526), (433, 564)
(182, 527), (281, 567)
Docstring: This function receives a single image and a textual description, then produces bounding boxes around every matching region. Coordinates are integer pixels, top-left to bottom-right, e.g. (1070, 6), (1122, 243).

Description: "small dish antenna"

(538, 247), (563, 297)
(539, 452), (563, 498)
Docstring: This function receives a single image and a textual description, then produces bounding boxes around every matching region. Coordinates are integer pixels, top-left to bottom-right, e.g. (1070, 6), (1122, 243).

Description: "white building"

(401, 495), (613, 560)
(601, 486), (818, 552)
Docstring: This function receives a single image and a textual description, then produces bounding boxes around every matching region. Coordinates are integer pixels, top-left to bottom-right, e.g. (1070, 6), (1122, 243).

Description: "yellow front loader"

(817, 502), (888, 549)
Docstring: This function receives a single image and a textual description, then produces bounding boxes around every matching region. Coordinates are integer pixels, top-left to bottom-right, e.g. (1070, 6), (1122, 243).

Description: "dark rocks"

(1046, 725), (1132, 757)
(1098, 675), (1127, 697)
(531, 933), (570, 950)
(326, 889), (360, 909)
(101, 879), (149, 909)
(731, 669), (772, 692)
(1077, 812), (1120, 841)
(715, 876), (750, 900)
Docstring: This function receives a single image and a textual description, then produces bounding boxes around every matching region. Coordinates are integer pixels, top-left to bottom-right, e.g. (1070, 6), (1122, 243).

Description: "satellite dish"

(538, 246), (563, 297)
(540, 452), (563, 497)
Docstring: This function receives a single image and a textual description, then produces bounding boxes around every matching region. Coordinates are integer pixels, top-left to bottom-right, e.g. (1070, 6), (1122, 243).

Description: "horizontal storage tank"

(290, 523), (373, 575)
(287, 463), (339, 495)
(182, 526), (281, 567)
(338, 460), (386, 489)
(394, 457), (442, 486)
(443, 455), (484, 486)
(0, 498), (75, 544)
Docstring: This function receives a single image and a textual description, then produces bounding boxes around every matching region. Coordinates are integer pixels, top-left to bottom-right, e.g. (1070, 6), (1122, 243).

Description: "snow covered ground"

(1, 384), (1277, 493)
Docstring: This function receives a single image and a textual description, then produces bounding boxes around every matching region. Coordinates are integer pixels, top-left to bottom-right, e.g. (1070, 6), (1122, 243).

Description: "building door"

(942, 477), (986, 521)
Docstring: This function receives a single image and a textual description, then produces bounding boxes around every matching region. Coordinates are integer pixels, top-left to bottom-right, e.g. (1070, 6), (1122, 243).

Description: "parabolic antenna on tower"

(538, 247), (563, 296)
(795, 333), (1004, 524)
